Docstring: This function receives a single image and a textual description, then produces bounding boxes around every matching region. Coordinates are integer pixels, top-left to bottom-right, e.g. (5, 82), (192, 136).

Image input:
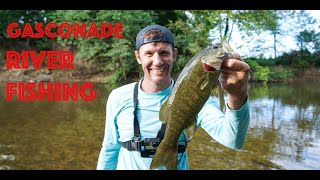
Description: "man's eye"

(161, 52), (169, 56)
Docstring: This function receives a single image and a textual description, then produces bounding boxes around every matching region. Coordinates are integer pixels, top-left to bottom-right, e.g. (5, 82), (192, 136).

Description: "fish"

(150, 41), (236, 170)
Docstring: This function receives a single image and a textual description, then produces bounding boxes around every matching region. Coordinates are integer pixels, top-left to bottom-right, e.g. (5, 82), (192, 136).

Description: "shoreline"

(0, 68), (110, 83)
(1, 67), (320, 84)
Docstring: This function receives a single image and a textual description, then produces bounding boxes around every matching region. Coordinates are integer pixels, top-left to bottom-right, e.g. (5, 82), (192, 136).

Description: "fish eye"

(212, 45), (219, 49)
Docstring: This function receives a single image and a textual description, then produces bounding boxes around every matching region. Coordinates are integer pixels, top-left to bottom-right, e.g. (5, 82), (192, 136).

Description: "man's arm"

(197, 96), (250, 150)
(96, 91), (121, 170)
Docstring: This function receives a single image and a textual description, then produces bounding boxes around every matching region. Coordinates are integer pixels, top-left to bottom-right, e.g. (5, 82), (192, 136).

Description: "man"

(97, 24), (250, 170)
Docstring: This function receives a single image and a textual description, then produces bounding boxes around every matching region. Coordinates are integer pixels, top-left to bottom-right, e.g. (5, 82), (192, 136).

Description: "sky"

(229, 10), (320, 59)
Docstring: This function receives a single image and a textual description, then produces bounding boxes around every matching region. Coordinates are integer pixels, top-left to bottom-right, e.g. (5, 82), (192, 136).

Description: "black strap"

(122, 139), (187, 153)
(133, 82), (167, 141)
(123, 80), (186, 153)
(133, 82), (140, 141)
(156, 80), (175, 140)
(121, 140), (142, 151)
(156, 123), (166, 140)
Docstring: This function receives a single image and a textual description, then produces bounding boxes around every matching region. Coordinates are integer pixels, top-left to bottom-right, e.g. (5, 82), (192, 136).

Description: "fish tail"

(150, 141), (178, 170)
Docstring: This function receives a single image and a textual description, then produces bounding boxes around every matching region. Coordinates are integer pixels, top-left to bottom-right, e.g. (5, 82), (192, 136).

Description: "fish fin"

(197, 74), (209, 90)
(218, 85), (226, 112)
(211, 83), (219, 97)
(150, 141), (178, 170)
(159, 99), (169, 124)
(222, 41), (234, 53)
(185, 119), (197, 141)
(211, 85), (226, 112)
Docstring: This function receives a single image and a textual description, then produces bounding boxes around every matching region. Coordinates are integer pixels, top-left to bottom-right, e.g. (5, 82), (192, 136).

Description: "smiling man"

(96, 24), (251, 170)
(134, 26), (177, 93)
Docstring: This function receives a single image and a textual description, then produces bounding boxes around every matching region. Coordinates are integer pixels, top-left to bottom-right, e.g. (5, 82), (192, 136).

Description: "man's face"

(135, 42), (177, 85)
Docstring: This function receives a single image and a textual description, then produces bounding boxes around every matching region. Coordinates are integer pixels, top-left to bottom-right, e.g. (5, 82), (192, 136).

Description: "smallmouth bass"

(150, 41), (236, 170)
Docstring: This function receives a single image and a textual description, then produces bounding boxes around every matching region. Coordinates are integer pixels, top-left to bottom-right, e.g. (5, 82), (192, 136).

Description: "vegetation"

(1, 10), (319, 84)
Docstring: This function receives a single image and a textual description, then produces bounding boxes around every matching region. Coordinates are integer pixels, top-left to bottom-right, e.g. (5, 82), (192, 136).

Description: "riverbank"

(1, 65), (320, 83)
(288, 67), (320, 82)
(0, 61), (110, 83)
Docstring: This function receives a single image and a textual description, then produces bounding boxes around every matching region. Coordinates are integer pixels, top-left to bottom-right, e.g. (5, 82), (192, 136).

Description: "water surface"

(0, 81), (319, 170)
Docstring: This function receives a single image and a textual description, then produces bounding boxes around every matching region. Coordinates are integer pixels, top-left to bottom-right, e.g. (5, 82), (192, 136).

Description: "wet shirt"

(96, 79), (250, 170)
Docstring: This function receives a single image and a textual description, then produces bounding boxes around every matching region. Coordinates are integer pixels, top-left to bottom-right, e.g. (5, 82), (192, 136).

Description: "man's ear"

(172, 48), (178, 62)
(135, 50), (142, 64)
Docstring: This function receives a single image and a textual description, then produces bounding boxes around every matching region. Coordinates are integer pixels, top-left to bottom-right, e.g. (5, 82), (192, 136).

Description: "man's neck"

(140, 79), (172, 93)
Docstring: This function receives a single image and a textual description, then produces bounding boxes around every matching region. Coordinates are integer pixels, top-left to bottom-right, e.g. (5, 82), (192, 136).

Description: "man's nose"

(152, 53), (163, 66)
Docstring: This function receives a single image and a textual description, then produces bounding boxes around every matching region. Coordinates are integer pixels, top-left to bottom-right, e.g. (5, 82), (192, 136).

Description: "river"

(0, 81), (319, 170)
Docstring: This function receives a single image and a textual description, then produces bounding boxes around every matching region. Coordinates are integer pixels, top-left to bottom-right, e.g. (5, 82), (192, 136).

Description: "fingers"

(222, 58), (250, 72)
(234, 53), (242, 61)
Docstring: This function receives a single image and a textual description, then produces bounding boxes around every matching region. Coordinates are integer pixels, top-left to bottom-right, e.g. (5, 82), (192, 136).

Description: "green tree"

(296, 30), (320, 53)
(49, 10), (157, 84)
(0, 10), (51, 51)
(267, 11), (286, 58)
(190, 10), (278, 43)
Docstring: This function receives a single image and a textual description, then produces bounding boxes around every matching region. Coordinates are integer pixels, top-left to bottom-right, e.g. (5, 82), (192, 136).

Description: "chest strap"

(121, 81), (186, 153)
(132, 82), (166, 141)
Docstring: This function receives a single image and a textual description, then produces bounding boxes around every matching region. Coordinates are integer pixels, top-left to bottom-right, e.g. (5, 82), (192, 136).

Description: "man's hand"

(219, 53), (250, 110)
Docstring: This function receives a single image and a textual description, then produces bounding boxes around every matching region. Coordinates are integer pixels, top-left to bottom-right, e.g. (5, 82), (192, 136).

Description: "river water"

(0, 81), (319, 170)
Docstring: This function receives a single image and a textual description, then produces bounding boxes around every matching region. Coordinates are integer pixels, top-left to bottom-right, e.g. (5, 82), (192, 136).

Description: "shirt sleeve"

(197, 96), (250, 150)
(96, 90), (121, 170)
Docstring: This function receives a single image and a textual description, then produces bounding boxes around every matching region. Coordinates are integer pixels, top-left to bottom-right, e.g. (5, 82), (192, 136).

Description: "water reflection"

(188, 81), (320, 170)
(0, 82), (110, 170)
(0, 81), (319, 169)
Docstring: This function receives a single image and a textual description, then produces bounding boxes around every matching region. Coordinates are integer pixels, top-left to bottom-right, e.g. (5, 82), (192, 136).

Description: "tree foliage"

(0, 10), (319, 84)
(48, 10), (157, 83)
(0, 10), (51, 51)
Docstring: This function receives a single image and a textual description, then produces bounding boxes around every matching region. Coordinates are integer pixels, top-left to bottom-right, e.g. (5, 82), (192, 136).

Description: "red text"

(6, 82), (97, 102)
(6, 50), (74, 69)
(7, 22), (124, 39)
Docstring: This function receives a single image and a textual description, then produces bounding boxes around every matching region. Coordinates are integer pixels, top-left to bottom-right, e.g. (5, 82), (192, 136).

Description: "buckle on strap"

(177, 142), (187, 153)
(122, 140), (142, 151)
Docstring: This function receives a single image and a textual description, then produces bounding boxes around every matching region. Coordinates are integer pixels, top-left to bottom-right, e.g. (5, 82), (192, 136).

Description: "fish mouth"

(202, 62), (221, 72)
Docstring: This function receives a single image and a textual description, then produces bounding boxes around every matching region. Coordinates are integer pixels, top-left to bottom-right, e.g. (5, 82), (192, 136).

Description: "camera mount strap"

(133, 81), (140, 142)
(156, 121), (166, 140)
(133, 81), (167, 142)
(122, 80), (186, 153)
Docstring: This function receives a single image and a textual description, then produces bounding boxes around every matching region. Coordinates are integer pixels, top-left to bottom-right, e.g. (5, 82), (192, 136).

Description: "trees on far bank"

(1, 10), (319, 84)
